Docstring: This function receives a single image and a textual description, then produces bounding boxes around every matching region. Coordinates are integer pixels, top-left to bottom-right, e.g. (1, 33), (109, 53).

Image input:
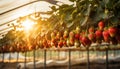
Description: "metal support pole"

(2, 53), (4, 63)
(9, 52), (11, 62)
(113, 45), (115, 57)
(106, 49), (108, 69)
(1, 52), (5, 68)
(33, 50), (36, 69)
(50, 51), (52, 59)
(82, 52), (83, 57)
(16, 52), (19, 68)
(65, 51), (67, 58)
(87, 48), (90, 69)
(68, 49), (71, 69)
(24, 52), (27, 69)
(44, 49), (46, 69)
(79, 51), (80, 58)
(17, 52), (19, 63)
(58, 50), (60, 60)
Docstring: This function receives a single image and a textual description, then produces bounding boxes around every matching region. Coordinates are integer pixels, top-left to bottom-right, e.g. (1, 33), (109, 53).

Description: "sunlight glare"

(22, 19), (34, 31)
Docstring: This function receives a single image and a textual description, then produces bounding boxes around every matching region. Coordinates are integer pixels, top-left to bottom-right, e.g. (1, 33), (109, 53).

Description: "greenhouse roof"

(0, 0), (72, 38)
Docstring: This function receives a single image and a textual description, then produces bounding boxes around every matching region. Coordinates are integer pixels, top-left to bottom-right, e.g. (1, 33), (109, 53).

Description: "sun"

(22, 19), (34, 31)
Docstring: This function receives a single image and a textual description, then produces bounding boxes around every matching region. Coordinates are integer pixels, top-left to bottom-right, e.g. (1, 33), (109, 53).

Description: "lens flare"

(22, 19), (34, 31)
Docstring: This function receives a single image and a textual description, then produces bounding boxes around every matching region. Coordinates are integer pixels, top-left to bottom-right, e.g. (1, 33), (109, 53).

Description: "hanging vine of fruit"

(0, 0), (120, 53)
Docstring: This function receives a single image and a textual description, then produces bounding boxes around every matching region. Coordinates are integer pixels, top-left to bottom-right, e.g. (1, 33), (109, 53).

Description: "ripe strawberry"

(88, 33), (96, 43)
(63, 40), (67, 47)
(108, 27), (118, 37)
(88, 27), (95, 33)
(95, 30), (102, 39)
(58, 37), (64, 48)
(79, 35), (82, 41)
(102, 30), (110, 43)
(98, 21), (105, 30)
(54, 42), (58, 48)
(43, 39), (49, 48)
(51, 38), (58, 48)
(58, 41), (63, 48)
(81, 36), (91, 47)
(75, 33), (80, 40)
(47, 40), (51, 48)
(95, 30), (103, 44)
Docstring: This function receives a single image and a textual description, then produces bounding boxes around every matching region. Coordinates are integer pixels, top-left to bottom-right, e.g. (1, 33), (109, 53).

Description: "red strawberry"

(79, 35), (82, 41)
(81, 36), (91, 47)
(43, 39), (49, 48)
(47, 40), (51, 48)
(98, 21), (105, 30)
(88, 27), (95, 33)
(95, 30), (103, 44)
(108, 27), (118, 37)
(102, 30), (110, 43)
(54, 42), (58, 48)
(58, 37), (64, 48)
(58, 41), (63, 48)
(95, 30), (102, 39)
(63, 40), (67, 47)
(75, 33), (80, 40)
(51, 38), (58, 48)
(88, 33), (96, 43)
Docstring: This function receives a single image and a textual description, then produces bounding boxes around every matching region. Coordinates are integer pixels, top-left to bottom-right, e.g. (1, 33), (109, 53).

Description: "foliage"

(48, 0), (120, 30)
(1, 0), (120, 46)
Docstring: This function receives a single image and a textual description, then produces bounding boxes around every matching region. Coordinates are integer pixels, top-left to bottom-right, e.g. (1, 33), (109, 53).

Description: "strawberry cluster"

(0, 21), (120, 53)
(96, 21), (120, 45)
(36, 21), (120, 49)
